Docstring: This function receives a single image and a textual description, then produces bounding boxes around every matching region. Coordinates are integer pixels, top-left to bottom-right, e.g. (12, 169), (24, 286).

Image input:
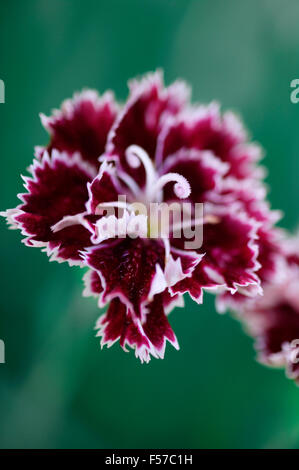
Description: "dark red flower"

(1, 71), (281, 362)
(39, 90), (118, 169)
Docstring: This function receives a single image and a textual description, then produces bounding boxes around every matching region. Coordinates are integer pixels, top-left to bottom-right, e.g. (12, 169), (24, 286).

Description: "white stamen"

(125, 145), (156, 196)
(152, 173), (191, 200)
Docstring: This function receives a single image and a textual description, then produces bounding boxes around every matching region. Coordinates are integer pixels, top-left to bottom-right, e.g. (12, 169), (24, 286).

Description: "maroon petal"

(96, 298), (155, 362)
(106, 71), (190, 187)
(83, 269), (103, 298)
(256, 227), (282, 283)
(214, 179), (282, 306)
(95, 294), (179, 362)
(40, 90), (118, 168)
(172, 209), (261, 301)
(166, 247), (204, 297)
(216, 226), (283, 313)
(86, 160), (124, 214)
(2, 151), (95, 265)
(83, 237), (166, 318)
(170, 260), (210, 303)
(220, 177), (282, 226)
(142, 294), (179, 358)
(160, 148), (228, 204)
(156, 104), (260, 179)
(228, 143), (264, 180)
(202, 211), (261, 290)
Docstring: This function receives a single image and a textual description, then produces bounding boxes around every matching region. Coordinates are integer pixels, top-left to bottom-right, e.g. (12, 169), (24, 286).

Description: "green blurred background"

(1, 0), (299, 449)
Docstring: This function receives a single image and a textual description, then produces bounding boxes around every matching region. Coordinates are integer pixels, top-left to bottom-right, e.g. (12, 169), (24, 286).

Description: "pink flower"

(1, 71), (280, 362)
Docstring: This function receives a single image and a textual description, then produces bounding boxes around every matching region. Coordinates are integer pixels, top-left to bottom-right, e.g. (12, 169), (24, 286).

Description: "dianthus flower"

(1, 72), (280, 363)
(231, 235), (299, 383)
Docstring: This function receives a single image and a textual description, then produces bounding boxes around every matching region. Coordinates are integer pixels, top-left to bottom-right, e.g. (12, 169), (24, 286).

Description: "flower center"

(96, 145), (195, 241)
(124, 145), (191, 203)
